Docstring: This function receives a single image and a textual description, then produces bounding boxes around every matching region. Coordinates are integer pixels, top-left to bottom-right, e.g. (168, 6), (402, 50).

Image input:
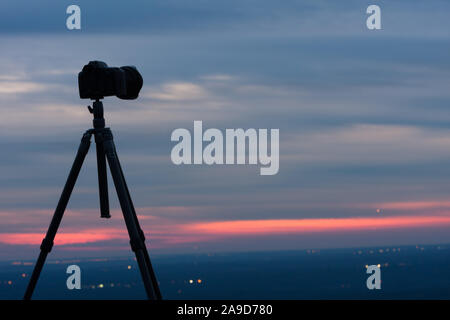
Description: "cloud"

(0, 0), (449, 38)
(184, 215), (450, 236)
(0, 102), (87, 132)
(0, 74), (27, 81)
(144, 82), (209, 101)
(284, 124), (450, 165)
(200, 74), (234, 81)
(0, 1), (450, 258)
(376, 201), (450, 211)
(0, 228), (128, 245)
(0, 81), (47, 94)
(2, 209), (450, 251)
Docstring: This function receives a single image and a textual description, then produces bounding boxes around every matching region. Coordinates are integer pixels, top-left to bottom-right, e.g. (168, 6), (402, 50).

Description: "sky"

(1, 0), (450, 260)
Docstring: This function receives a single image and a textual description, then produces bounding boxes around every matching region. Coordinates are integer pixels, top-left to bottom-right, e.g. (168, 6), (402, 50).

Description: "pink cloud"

(2, 204), (450, 249)
(375, 201), (450, 210)
(182, 215), (450, 235)
(0, 228), (127, 245)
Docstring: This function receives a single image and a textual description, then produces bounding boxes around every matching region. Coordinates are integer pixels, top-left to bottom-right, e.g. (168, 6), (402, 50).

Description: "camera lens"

(117, 66), (143, 100)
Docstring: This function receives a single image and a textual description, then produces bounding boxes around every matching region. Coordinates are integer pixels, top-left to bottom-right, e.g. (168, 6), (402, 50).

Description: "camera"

(78, 61), (143, 100)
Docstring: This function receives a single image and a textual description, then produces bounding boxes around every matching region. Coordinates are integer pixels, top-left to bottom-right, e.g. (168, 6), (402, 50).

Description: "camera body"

(78, 61), (143, 100)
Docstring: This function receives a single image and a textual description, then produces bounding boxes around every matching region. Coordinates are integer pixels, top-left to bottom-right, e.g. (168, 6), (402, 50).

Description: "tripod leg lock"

(82, 130), (93, 142)
(130, 238), (145, 252)
(40, 237), (54, 253)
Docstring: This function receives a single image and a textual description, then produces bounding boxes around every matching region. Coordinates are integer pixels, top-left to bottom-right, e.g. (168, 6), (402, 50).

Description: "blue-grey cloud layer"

(1, 0), (450, 253)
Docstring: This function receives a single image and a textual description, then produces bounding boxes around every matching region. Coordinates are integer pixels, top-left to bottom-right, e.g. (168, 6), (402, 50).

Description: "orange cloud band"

(1, 215), (450, 247)
(0, 228), (127, 245)
(184, 215), (450, 235)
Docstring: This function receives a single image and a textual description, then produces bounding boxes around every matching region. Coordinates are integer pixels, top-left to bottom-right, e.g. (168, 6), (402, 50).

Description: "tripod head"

(87, 99), (106, 129)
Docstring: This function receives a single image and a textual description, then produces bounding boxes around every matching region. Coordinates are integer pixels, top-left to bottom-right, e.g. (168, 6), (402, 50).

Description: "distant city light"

(127, 265), (132, 269)
(189, 279), (194, 284)
(98, 284), (104, 288)
(197, 279), (202, 284)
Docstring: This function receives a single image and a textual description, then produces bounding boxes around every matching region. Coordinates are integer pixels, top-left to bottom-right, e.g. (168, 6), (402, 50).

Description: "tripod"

(23, 99), (162, 300)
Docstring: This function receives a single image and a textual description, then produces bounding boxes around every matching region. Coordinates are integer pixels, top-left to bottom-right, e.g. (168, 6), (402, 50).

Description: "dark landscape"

(1, 244), (449, 300)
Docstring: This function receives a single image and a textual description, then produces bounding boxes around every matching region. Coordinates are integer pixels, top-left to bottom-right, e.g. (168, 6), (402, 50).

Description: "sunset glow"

(1, 213), (450, 248)
(0, 228), (127, 245)
(185, 216), (450, 235)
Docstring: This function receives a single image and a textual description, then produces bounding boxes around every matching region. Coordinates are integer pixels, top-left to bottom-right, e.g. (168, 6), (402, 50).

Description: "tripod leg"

(102, 130), (159, 300)
(24, 131), (92, 300)
(94, 132), (110, 218)
(116, 154), (163, 300)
